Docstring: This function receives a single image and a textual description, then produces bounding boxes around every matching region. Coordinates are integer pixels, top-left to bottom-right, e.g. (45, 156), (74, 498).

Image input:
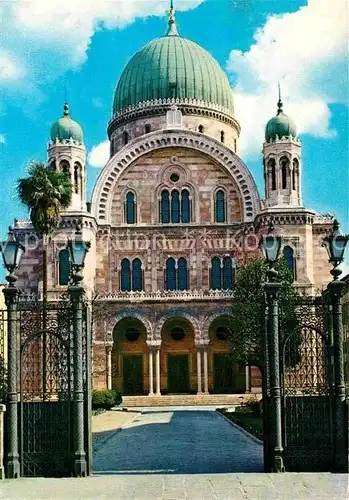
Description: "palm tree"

(17, 161), (72, 318)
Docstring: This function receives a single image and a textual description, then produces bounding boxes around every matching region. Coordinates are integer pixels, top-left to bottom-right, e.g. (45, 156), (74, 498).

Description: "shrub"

(243, 395), (261, 415)
(92, 389), (122, 410)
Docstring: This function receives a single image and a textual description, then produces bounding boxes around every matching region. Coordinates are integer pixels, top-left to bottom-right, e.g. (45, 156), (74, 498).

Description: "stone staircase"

(120, 393), (259, 408)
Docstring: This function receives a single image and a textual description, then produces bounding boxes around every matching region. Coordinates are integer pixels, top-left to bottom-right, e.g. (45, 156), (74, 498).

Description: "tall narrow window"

(171, 190), (180, 223)
(268, 159), (276, 191)
(215, 190), (226, 223)
(121, 259), (131, 291)
(220, 131), (225, 143)
(198, 125), (204, 133)
(161, 190), (170, 223)
(145, 124), (151, 134)
(58, 249), (70, 286)
(123, 131), (129, 145)
(132, 258), (143, 291)
(211, 257), (221, 290)
(60, 161), (70, 175)
(178, 257), (188, 290)
(283, 246), (296, 280)
(165, 258), (176, 291)
(292, 158), (299, 191)
(181, 189), (190, 223)
(223, 257), (233, 290)
(281, 158), (288, 189)
(125, 191), (136, 224)
(74, 164), (79, 194)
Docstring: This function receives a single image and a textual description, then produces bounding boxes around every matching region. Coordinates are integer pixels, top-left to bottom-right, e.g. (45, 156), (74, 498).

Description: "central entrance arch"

(160, 317), (196, 394)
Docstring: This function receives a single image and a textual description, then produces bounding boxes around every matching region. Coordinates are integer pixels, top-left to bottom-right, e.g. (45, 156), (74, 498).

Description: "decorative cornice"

(95, 289), (234, 303)
(91, 129), (260, 224)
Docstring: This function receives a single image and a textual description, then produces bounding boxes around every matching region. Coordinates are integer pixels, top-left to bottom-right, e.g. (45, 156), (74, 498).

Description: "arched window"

(165, 258), (176, 291)
(220, 131), (225, 143)
(132, 258), (143, 291)
(281, 158), (289, 189)
(145, 124), (151, 134)
(121, 259), (131, 291)
(198, 125), (204, 133)
(178, 257), (188, 290)
(161, 190), (170, 223)
(215, 190), (226, 223)
(49, 160), (56, 171)
(283, 246), (296, 280)
(181, 189), (190, 223)
(292, 158), (299, 191)
(60, 161), (70, 175)
(223, 257), (233, 290)
(268, 159), (276, 191)
(171, 190), (180, 223)
(125, 191), (136, 224)
(211, 257), (221, 290)
(123, 131), (129, 145)
(74, 163), (79, 194)
(58, 249), (70, 286)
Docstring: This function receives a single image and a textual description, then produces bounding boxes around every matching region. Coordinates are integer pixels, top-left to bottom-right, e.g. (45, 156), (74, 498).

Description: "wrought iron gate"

(281, 300), (333, 472)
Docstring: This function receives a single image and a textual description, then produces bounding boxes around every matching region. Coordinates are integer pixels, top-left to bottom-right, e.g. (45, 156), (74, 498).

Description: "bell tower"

(48, 103), (86, 212)
(263, 88), (302, 208)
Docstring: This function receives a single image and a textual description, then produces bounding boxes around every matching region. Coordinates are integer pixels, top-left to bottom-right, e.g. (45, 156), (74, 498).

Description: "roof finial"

(277, 81), (283, 114)
(167, 0), (179, 36)
(63, 102), (70, 117)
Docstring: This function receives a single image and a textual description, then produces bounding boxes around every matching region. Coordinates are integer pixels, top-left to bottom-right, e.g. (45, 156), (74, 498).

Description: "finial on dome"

(167, 0), (179, 36)
(277, 82), (283, 114)
(63, 102), (70, 117)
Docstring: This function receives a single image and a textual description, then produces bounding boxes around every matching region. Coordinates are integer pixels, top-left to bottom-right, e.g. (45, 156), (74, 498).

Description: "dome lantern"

(50, 103), (84, 144)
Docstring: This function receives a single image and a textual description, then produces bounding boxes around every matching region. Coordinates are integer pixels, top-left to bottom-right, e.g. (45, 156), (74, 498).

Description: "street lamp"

(0, 226), (24, 285)
(324, 219), (348, 472)
(0, 226), (23, 478)
(67, 226), (90, 285)
(260, 223), (285, 472)
(323, 219), (349, 280)
(67, 225), (90, 477)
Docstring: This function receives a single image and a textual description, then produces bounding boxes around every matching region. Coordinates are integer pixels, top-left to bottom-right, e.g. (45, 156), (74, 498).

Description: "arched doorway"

(160, 317), (196, 394)
(208, 316), (246, 393)
(112, 318), (147, 395)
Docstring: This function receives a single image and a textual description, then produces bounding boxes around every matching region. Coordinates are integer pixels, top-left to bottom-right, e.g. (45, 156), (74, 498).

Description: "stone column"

(245, 365), (250, 393)
(196, 349), (202, 394)
(155, 347), (161, 395)
(148, 348), (154, 395)
(105, 342), (113, 390)
(203, 347), (209, 394)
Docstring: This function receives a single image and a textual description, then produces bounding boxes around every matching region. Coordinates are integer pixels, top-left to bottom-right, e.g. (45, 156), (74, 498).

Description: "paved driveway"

(93, 409), (263, 474)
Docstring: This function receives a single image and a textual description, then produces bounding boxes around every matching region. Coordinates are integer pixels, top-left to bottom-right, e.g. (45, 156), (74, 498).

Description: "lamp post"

(323, 219), (349, 472)
(67, 226), (90, 477)
(0, 227), (24, 478)
(260, 227), (285, 472)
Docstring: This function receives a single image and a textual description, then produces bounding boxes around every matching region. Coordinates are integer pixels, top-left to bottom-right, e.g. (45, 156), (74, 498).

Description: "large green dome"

(113, 16), (234, 116)
(50, 104), (83, 143)
(265, 99), (297, 142)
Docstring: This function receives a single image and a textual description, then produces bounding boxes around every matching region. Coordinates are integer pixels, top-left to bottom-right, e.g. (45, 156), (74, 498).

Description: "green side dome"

(113, 9), (234, 116)
(50, 104), (84, 143)
(265, 98), (297, 142)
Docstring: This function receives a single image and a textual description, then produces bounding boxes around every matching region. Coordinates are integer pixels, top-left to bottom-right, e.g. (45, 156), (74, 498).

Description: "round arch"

(154, 308), (201, 342)
(106, 310), (153, 342)
(202, 308), (232, 340)
(91, 130), (260, 224)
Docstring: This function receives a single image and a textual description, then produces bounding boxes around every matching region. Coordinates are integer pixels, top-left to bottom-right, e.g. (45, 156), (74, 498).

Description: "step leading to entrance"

(120, 393), (260, 407)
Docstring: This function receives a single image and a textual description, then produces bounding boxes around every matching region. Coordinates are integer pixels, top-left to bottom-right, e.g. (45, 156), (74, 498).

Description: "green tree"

(17, 161), (72, 317)
(228, 258), (299, 369)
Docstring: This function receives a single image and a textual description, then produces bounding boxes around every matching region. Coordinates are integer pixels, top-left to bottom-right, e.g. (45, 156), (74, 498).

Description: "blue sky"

(0, 1), (348, 250)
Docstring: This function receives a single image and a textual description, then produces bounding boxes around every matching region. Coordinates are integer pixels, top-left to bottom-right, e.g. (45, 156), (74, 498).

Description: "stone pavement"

(92, 408), (140, 433)
(93, 408), (264, 473)
(1, 473), (348, 499)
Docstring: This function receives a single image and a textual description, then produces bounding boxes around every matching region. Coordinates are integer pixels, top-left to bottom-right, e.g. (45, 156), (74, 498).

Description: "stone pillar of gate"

(105, 342), (113, 391)
(69, 283), (87, 478)
(3, 286), (20, 479)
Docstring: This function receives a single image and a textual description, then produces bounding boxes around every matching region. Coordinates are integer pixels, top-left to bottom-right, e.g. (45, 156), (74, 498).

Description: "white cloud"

(88, 140), (110, 168)
(229, 0), (348, 157)
(0, 51), (23, 82)
(0, 134), (6, 145)
(1, 0), (203, 89)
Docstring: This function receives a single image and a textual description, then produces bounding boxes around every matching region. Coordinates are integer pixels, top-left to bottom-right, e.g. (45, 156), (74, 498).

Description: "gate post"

(3, 286), (20, 479)
(69, 282), (87, 477)
(328, 278), (347, 472)
(262, 298), (272, 472)
(265, 277), (285, 473)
